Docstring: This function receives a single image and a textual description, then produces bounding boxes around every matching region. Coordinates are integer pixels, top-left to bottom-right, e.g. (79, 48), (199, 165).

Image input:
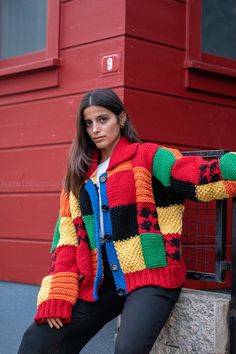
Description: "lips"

(93, 136), (105, 142)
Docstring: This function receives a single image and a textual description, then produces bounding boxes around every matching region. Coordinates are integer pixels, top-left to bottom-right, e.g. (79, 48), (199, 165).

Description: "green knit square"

(153, 148), (176, 187)
(140, 233), (167, 268)
(220, 152), (236, 181)
(50, 215), (61, 254)
(82, 215), (96, 250)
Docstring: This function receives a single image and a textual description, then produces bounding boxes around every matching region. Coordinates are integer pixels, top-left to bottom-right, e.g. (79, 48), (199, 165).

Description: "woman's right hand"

(46, 317), (63, 329)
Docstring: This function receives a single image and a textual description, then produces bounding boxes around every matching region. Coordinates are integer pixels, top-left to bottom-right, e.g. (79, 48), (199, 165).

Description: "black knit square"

(110, 203), (139, 241)
(171, 177), (197, 201)
(152, 176), (184, 207)
(79, 185), (93, 216)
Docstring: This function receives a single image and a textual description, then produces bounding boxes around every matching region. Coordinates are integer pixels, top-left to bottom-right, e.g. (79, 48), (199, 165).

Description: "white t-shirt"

(96, 158), (110, 243)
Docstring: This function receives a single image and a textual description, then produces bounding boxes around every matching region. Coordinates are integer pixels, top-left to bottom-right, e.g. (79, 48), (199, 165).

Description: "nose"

(92, 122), (100, 134)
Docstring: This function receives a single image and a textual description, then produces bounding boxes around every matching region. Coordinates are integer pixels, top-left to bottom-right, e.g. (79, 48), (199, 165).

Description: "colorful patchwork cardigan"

(34, 137), (236, 323)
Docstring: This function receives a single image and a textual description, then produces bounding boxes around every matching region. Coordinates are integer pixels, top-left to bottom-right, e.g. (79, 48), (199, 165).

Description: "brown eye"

(84, 121), (92, 128)
(99, 116), (108, 123)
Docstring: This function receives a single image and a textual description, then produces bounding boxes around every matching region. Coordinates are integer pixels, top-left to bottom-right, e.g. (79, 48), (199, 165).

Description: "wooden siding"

(0, 0), (125, 284)
(0, 0), (235, 290)
(124, 88), (236, 150)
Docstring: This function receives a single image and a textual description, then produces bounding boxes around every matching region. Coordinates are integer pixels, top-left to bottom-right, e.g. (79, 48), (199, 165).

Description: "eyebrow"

(83, 114), (109, 121)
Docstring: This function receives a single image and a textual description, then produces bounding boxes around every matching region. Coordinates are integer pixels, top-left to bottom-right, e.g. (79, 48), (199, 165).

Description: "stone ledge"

(150, 288), (230, 354)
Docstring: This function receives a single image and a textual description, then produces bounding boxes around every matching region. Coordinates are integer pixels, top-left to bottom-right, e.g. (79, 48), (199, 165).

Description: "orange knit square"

(108, 161), (132, 177)
(91, 249), (98, 279)
(133, 167), (154, 203)
(224, 181), (236, 197)
(163, 147), (182, 159)
(60, 189), (71, 217)
(48, 272), (78, 304)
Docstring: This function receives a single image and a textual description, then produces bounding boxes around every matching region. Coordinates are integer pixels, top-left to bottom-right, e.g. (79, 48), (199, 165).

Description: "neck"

(99, 137), (120, 163)
(100, 154), (110, 163)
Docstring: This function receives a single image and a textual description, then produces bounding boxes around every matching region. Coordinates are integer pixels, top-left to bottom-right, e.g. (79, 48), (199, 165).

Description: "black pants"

(18, 247), (181, 354)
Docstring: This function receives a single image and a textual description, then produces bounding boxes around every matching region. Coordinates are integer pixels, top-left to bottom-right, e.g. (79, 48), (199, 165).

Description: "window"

(0, 0), (47, 59)
(185, 0), (236, 98)
(202, 0), (236, 60)
(0, 0), (60, 96)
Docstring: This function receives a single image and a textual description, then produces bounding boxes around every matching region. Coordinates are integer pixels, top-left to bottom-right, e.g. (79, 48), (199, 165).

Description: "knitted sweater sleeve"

(34, 189), (79, 324)
(153, 147), (236, 201)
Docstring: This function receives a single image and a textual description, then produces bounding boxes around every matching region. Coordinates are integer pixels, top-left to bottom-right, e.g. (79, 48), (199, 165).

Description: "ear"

(119, 111), (127, 125)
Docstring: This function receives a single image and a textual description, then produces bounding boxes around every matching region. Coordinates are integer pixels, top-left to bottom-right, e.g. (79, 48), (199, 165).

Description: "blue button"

(100, 175), (107, 183)
(102, 204), (109, 212)
(111, 264), (118, 271)
(104, 234), (111, 242)
(117, 288), (125, 297)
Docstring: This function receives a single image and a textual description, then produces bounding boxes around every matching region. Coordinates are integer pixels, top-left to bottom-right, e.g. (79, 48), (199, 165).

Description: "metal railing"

(182, 149), (235, 354)
(230, 198), (236, 354)
(183, 198), (229, 283)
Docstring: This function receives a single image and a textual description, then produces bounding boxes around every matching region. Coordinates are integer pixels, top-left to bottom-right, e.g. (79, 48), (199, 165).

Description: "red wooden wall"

(0, 0), (235, 287)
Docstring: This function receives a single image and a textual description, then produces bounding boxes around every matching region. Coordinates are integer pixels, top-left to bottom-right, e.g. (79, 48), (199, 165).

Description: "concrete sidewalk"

(0, 281), (115, 354)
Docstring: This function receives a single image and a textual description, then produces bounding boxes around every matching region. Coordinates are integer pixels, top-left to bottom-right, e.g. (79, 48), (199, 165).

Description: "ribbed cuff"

(125, 263), (186, 292)
(34, 299), (73, 324)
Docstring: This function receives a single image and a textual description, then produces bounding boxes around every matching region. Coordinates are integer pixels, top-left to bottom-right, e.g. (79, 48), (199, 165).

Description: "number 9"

(107, 57), (113, 71)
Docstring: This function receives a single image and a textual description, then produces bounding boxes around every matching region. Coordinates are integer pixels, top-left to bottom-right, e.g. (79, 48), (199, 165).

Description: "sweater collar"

(86, 137), (139, 178)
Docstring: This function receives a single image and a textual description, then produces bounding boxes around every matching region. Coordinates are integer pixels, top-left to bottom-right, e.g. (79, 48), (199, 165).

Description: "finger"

(46, 318), (60, 329)
(56, 318), (63, 327)
(46, 318), (53, 328)
(50, 318), (61, 329)
(46, 317), (63, 329)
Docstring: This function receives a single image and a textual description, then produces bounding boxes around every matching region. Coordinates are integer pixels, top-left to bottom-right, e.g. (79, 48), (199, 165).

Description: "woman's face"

(83, 105), (125, 161)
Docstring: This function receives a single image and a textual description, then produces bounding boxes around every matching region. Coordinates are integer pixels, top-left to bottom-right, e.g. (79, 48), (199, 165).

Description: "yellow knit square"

(114, 236), (145, 273)
(157, 204), (184, 234)
(133, 167), (154, 203)
(69, 191), (81, 220)
(196, 181), (228, 202)
(37, 275), (52, 306)
(58, 217), (78, 247)
(91, 175), (96, 184)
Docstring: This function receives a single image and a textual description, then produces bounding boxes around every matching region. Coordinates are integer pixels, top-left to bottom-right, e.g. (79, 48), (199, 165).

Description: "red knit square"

(137, 202), (159, 234)
(107, 169), (136, 207)
(50, 246), (77, 274)
(162, 233), (181, 264)
(172, 157), (222, 185)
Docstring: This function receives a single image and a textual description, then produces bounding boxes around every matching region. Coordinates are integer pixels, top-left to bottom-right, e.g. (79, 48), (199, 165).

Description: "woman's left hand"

(46, 317), (63, 329)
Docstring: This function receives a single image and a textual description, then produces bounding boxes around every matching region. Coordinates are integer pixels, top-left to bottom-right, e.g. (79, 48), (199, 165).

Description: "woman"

(18, 88), (236, 354)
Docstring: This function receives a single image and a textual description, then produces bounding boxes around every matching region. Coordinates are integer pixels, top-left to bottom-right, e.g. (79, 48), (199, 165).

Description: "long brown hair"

(64, 88), (140, 197)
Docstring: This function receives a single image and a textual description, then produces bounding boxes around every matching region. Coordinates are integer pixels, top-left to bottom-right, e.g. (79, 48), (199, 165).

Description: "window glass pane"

(202, 0), (236, 60)
(0, 0), (47, 60)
